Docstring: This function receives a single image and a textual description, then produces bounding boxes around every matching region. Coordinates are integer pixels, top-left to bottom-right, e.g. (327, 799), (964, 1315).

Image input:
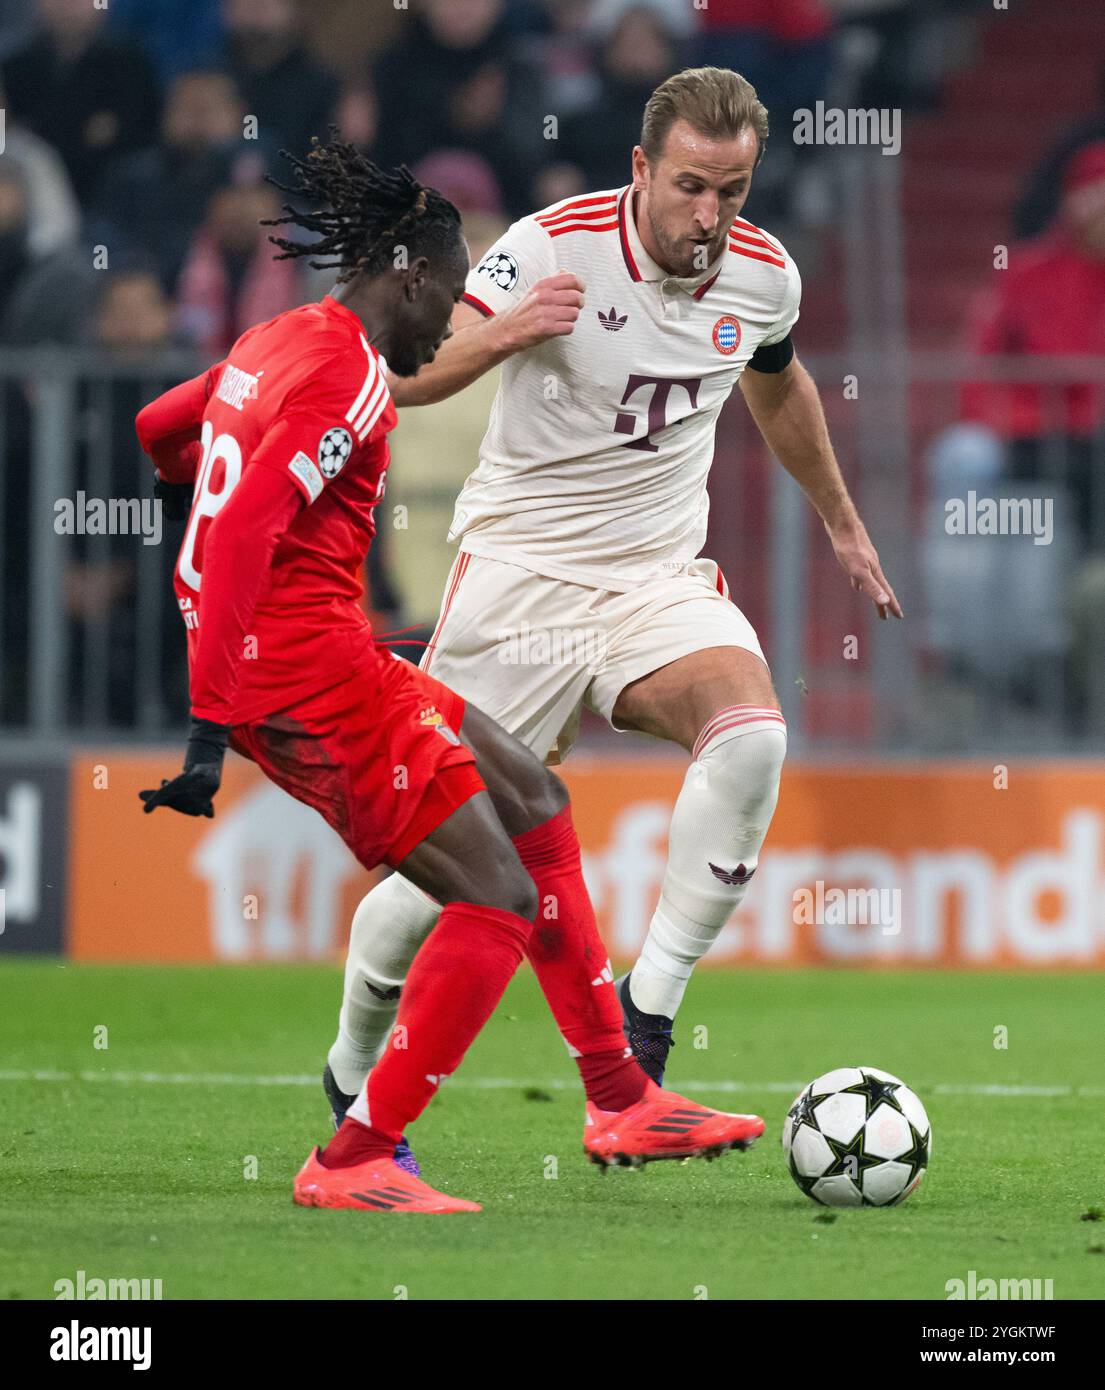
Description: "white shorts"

(420, 551), (766, 761)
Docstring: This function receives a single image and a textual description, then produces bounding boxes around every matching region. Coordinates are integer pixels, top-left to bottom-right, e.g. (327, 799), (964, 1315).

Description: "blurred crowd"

(939, 63), (1105, 735)
(0, 0), (992, 359)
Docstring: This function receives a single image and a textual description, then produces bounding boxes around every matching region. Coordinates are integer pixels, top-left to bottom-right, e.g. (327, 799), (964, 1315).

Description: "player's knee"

(743, 724), (788, 785)
(498, 742), (568, 831)
(504, 736), (567, 821)
(534, 765), (569, 821)
(441, 857), (537, 920)
(699, 723), (787, 810)
(492, 862), (539, 923)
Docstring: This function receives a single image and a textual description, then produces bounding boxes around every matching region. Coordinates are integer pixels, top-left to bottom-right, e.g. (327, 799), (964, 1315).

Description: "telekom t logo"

(614, 375), (701, 453)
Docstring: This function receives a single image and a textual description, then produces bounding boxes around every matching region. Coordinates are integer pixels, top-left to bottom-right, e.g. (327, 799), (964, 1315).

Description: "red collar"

(618, 188), (725, 297)
(322, 293), (364, 332)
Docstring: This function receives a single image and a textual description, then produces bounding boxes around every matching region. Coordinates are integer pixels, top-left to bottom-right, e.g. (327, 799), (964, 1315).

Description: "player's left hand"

(139, 717), (231, 818)
(826, 516), (903, 620)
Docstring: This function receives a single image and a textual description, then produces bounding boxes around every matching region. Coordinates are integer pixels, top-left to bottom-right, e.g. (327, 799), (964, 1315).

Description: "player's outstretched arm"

(387, 271), (585, 407)
(740, 356), (903, 621)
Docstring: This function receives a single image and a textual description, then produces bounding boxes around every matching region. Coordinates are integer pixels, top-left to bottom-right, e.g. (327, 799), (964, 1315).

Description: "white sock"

(629, 706), (787, 1019)
(327, 872), (441, 1096)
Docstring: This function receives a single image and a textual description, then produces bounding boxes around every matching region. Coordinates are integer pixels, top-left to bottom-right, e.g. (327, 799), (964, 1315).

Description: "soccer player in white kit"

(324, 67), (901, 1127)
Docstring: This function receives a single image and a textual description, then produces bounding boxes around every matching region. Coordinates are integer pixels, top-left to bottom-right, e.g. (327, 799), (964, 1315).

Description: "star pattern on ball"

(895, 1121), (930, 1187)
(785, 1070), (931, 1208)
(822, 1128), (884, 1183)
(841, 1070), (907, 1119)
(788, 1086), (821, 1131)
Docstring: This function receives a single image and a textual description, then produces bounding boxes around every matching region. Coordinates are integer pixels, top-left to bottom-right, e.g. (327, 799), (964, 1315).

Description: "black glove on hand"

(154, 472), (195, 521)
(139, 717), (230, 818)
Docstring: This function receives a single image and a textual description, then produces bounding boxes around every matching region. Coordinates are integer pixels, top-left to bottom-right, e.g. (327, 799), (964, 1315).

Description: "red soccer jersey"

(136, 294), (398, 725)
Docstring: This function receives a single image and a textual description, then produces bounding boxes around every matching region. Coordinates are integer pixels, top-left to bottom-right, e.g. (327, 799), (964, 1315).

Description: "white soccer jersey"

(452, 185), (801, 590)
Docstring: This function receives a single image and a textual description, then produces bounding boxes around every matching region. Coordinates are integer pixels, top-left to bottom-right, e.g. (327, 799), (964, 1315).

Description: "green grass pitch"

(1, 960), (1101, 1300)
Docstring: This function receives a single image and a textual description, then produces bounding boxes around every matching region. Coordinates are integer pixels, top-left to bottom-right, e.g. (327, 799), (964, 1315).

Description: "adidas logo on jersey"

(216, 363), (262, 410)
(597, 306), (628, 332)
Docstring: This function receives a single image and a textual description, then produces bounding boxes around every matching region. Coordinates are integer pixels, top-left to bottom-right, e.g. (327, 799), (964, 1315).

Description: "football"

(782, 1067), (931, 1207)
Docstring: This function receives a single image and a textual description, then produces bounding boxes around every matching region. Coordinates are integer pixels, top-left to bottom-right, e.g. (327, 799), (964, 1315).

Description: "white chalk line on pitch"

(0, 1069), (1101, 1099)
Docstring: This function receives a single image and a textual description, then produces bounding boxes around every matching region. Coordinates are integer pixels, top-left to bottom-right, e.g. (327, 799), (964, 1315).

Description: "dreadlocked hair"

(263, 130), (462, 282)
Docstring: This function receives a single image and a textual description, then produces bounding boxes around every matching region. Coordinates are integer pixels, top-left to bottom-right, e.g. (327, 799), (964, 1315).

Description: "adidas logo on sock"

(709, 861), (755, 886)
(591, 959), (614, 987)
(366, 981), (401, 1001)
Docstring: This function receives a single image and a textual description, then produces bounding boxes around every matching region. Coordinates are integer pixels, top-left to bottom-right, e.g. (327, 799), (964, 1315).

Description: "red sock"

(320, 901), (531, 1169)
(514, 806), (648, 1112)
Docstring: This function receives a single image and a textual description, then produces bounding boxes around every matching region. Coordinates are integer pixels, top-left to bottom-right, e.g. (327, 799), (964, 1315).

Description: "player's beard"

(648, 208), (728, 278)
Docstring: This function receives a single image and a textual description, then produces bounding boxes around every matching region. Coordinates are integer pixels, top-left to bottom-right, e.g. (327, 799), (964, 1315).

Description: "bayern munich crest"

(318, 426), (353, 478)
(712, 315), (741, 355)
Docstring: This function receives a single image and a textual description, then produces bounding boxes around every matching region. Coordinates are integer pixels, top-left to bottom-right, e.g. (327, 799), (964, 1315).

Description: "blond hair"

(640, 67), (769, 163)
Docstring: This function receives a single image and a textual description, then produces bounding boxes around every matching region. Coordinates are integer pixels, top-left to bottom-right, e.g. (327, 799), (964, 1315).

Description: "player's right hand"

(498, 271), (585, 351)
(153, 472), (195, 521)
(139, 764), (222, 818)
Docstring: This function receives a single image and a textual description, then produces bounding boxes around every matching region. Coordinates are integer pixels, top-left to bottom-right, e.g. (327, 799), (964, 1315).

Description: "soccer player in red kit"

(135, 138), (764, 1213)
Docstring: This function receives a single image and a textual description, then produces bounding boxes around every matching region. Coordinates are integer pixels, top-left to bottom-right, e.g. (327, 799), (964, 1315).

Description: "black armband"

(747, 333), (794, 374)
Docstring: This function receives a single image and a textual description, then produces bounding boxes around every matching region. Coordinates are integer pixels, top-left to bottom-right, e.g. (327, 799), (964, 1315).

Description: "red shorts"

(229, 653), (485, 870)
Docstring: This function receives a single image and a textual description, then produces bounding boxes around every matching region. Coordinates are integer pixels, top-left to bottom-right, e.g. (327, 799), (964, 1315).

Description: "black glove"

(154, 472), (195, 521)
(139, 717), (230, 818)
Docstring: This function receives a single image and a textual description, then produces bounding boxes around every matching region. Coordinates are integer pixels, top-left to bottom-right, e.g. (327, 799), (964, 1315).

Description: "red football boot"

(583, 1082), (765, 1168)
(293, 1148), (481, 1213)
